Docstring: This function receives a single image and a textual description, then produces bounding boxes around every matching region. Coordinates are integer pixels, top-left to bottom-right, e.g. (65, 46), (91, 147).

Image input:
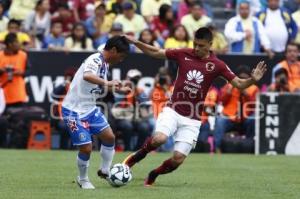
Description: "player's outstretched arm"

(230, 61), (267, 90)
(83, 72), (121, 91)
(124, 35), (166, 59)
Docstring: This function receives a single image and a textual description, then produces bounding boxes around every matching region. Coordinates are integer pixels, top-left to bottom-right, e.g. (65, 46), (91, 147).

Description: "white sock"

(77, 156), (89, 180)
(100, 144), (115, 174)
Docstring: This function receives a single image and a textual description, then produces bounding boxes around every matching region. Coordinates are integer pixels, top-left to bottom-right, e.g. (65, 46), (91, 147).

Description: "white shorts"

(155, 107), (201, 155)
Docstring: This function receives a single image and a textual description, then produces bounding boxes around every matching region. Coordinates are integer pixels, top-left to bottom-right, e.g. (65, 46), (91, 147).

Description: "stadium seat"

(27, 121), (51, 150)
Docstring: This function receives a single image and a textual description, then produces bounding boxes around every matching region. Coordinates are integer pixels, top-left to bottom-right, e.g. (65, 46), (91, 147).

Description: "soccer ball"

(109, 163), (132, 187)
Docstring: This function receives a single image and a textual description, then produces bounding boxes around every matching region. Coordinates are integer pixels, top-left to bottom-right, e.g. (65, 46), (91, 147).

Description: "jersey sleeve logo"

(187, 70), (204, 84)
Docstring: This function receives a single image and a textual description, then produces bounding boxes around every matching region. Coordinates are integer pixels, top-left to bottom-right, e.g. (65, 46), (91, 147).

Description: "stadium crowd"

(0, 0), (300, 153)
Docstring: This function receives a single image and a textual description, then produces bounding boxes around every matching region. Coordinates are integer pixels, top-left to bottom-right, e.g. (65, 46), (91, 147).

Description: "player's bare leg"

(144, 151), (186, 186)
(77, 143), (95, 189)
(123, 132), (168, 168)
(97, 127), (115, 180)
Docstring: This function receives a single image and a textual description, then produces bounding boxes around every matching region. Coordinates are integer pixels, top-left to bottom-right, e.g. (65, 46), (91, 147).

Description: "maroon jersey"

(166, 48), (236, 120)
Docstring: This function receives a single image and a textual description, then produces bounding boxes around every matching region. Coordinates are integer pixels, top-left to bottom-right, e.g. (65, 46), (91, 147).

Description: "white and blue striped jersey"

(62, 52), (109, 115)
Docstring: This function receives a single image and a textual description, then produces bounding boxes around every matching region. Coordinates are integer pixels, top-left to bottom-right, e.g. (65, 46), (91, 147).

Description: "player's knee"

(152, 133), (168, 146)
(172, 152), (186, 166)
(105, 133), (115, 145)
(79, 143), (92, 154)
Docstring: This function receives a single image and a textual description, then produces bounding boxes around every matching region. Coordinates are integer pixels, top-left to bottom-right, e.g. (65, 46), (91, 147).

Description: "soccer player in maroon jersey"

(123, 27), (267, 186)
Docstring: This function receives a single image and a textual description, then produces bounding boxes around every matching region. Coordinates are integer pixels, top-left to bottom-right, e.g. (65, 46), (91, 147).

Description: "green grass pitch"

(1, 149), (300, 199)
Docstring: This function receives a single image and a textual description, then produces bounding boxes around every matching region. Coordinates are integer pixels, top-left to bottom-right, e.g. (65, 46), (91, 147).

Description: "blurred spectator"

(0, 19), (31, 50)
(114, 2), (147, 37)
(64, 22), (94, 51)
(257, 0), (298, 54)
(150, 4), (175, 45)
(225, 1), (273, 57)
(0, 33), (28, 108)
(283, 0), (299, 13)
(113, 69), (154, 151)
(151, 67), (173, 118)
(51, 3), (76, 37)
(8, 0), (37, 21)
(272, 42), (300, 91)
(0, 2), (9, 33)
(0, 0), (11, 14)
(108, 0), (124, 15)
(292, 1), (300, 46)
(51, 67), (76, 149)
(0, 114), (8, 147)
(178, 0), (213, 22)
(268, 68), (294, 92)
(214, 65), (259, 152)
(181, 1), (212, 39)
(150, 66), (174, 152)
(135, 29), (160, 53)
(42, 21), (65, 51)
(197, 86), (219, 144)
(24, 0), (51, 49)
(141, 0), (171, 24)
(95, 22), (124, 48)
(49, 0), (69, 14)
(236, 0), (263, 14)
(85, 3), (115, 48)
(107, 0), (137, 15)
(207, 23), (228, 54)
(164, 25), (193, 49)
(69, 0), (95, 22)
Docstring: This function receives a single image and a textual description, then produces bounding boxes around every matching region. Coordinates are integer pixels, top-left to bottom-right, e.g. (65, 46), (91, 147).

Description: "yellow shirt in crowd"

(0, 31), (31, 46)
(211, 32), (228, 52)
(181, 14), (212, 39)
(114, 14), (147, 36)
(64, 37), (94, 52)
(241, 18), (254, 54)
(164, 37), (193, 49)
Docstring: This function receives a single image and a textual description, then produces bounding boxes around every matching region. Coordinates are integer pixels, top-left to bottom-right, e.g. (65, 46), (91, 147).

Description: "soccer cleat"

(123, 150), (147, 168)
(144, 170), (158, 187)
(97, 169), (110, 181)
(76, 176), (95, 189)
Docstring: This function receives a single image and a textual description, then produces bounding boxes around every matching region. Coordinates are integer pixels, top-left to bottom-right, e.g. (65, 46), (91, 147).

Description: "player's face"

(107, 49), (127, 65)
(193, 39), (211, 58)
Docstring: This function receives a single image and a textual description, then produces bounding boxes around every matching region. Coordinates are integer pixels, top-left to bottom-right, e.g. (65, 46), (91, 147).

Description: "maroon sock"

(141, 137), (158, 153)
(154, 158), (179, 175)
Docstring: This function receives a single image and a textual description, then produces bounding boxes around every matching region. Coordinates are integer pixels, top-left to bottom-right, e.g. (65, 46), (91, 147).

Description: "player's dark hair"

(8, 19), (21, 27)
(194, 27), (213, 42)
(104, 36), (130, 54)
(4, 32), (17, 46)
(236, 65), (251, 76)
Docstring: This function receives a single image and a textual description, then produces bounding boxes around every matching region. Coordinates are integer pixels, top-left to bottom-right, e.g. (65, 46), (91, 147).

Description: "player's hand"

(117, 86), (132, 94)
(251, 61), (267, 82)
(123, 34), (138, 44)
(106, 80), (122, 90)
